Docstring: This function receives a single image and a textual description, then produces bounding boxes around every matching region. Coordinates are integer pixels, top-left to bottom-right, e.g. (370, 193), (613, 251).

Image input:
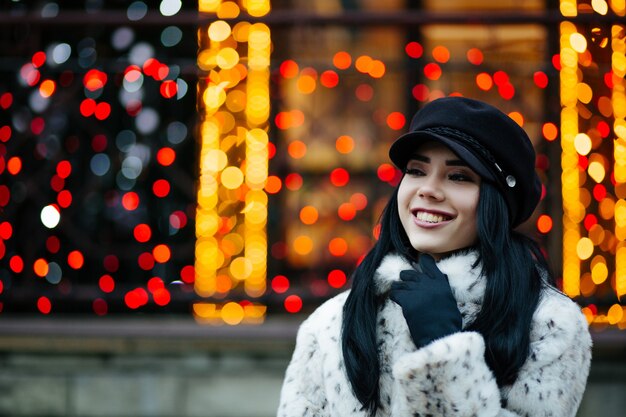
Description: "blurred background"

(0, 0), (625, 416)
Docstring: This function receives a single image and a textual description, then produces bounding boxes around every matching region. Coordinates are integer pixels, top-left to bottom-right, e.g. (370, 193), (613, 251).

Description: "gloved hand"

(389, 254), (462, 349)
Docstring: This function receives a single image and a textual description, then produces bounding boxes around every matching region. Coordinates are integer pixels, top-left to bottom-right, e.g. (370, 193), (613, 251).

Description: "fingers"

(418, 253), (444, 279)
(399, 270), (420, 283)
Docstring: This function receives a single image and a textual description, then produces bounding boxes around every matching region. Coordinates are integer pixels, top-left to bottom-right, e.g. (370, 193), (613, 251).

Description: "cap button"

(506, 175), (516, 188)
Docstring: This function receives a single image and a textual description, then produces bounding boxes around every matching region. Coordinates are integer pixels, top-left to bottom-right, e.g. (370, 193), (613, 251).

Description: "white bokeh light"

(41, 205), (61, 229)
(160, 0), (182, 16)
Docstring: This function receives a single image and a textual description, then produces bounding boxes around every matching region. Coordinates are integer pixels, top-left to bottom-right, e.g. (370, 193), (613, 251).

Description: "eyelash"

(404, 168), (474, 182)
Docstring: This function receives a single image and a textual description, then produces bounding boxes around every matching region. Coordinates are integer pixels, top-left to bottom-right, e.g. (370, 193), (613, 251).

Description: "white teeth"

(415, 211), (449, 223)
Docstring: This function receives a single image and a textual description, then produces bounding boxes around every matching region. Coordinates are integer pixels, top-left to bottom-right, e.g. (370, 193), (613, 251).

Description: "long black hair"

(341, 181), (552, 416)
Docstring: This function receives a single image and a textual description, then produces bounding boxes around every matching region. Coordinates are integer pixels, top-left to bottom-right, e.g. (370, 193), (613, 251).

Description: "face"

(397, 141), (481, 260)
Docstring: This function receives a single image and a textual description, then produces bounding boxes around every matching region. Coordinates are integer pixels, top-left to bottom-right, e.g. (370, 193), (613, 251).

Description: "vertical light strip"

(195, 0), (270, 324)
(560, 19), (582, 297)
(613, 21), (626, 300)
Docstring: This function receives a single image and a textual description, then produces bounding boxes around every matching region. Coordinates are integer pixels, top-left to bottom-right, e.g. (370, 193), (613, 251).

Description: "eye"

(448, 172), (475, 182)
(405, 167), (425, 177)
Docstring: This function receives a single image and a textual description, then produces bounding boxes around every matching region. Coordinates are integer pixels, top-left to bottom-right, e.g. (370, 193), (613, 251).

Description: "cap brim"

(389, 131), (496, 182)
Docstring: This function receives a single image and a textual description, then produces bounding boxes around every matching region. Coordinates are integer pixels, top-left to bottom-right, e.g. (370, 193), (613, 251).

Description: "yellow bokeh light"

(591, 261), (609, 284)
(591, 0), (609, 14)
(208, 21), (232, 42)
(607, 304), (624, 325)
(576, 237), (594, 260)
(574, 133), (592, 155)
(217, 48), (240, 69)
(588, 161), (606, 183)
(230, 257), (253, 280)
(293, 235), (314, 255)
(221, 302), (245, 325)
(221, 166), (244, 189)
(570, 33), (588, 53)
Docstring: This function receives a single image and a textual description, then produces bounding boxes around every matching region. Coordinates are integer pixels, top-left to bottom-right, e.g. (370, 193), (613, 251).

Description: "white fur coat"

(277, 251), (592, 417)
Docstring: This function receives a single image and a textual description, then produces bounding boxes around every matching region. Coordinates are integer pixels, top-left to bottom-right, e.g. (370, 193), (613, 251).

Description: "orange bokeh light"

(153, 244), (171, 263)
(39, 79), (56, 98)
(476, 73), (493, 91)
(67, 250), (85, 269)
(157, 147), (176, 166)
(333, 51), (352, 70)
(328, 237), (348, 256)
(7, 157), (22, 175)
(288, 140), (307, 159)
(355, 55), (373, 74)
(338, 203), (357, 221)
(466, 48), (483, 65)
(280, 60), (299, 78)
(542, 123), (558, 141)
(432, 45), (450, 63)
(386, 112), (406, 130)
(265, 175), (282, 194)
(300, 206), (319, 225)
(122, 192), (140, 210)
(536, 214), (553, 234)
(336, 135), (355, 154)
(33, 258), (49, 277)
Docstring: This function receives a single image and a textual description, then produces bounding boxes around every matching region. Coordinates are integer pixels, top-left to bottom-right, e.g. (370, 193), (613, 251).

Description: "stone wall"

(0, 318), (624, 417)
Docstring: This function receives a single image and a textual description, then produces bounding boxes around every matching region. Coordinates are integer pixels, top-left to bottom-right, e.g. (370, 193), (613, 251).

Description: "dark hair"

(341, 181), (551, 415)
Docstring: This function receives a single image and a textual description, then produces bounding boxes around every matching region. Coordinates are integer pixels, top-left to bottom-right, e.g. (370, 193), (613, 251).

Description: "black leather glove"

(389, 254), (462, 349)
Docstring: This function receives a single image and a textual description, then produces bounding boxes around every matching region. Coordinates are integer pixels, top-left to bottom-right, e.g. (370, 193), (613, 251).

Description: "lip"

(411, 208), (455, 228)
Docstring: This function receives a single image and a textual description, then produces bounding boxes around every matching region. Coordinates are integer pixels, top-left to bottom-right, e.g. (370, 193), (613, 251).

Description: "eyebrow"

(409, 154), (469, 167)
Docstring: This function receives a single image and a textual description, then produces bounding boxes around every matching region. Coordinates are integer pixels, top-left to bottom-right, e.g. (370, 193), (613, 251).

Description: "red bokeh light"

(466, 48), (483, 65)
(10, 255), (24, 273)
(148, 277), (165, 293)
(57, 190), (72, 208)
(99, 274), (115, 293)
(138, 252), (155, 270)
(551, 54), (561, 70)
(593, 184), (607, 201)
(386, 112), (406, 130)
(160, 80), (177, 98)
(103, 254), (119, 273)
(320, 70), (339, 88)
(377, 163), (396, 182)
(412, 84), (429, 101)
(125, 288), (149, 309)
(328, 270), (347, 288)
(46, 236), (61, 253)
(20, 63), (40, 86)
(584, 213), (598, 231)
(134, 223), (152, 243)
(157, 147), (176, 166)
(83, 69), (107, 91)
(31, 117), (45, 135)
(56, 160), (72, 178)
(423, 63), (442, 80)
(597, 121), (610, 138)
(180, 265), (195, 284)
(405, 41), (423, 58)
(67, 250), (85, 269)
(94, 102), (111, 120)
(37, 296), (52, 314)
(330, 168), (350, 187)
(279, 60), (299, 78)
(32, 51), (46, 68)
(93, 299), (108, 316)
(122, 192), (140, 211)
(80, 98), (97, 117)
(0, 221), (12, 240)
(338, 203), (357, 221)
(0, 185), (9, 207)
(153, 288), (171, 306)
(284, 294), (303, 313)
(169, 210), (187, 229)
(533, 71), (549, 88)
(0, 125), (11, 142)
(285, 173), (303, 191)
(0, 92), (13, 110)
(91, 134), (107, 152)
(153, 179), (170, 197)
(271, 275), (290, 293)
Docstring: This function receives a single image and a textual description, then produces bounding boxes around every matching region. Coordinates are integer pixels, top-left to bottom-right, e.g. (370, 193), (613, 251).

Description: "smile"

(414, 210), (453, 224)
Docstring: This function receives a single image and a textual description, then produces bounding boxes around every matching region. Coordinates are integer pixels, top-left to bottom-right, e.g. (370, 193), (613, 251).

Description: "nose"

(418, 175), (445, 201)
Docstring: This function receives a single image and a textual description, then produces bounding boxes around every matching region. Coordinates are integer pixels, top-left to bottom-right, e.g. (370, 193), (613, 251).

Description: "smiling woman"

(277, 97), (592, 417)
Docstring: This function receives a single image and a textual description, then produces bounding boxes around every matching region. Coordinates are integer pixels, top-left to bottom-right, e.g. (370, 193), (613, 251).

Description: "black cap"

(389, 96), (541, 227)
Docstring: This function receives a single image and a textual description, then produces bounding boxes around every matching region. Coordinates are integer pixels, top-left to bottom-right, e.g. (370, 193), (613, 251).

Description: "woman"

(277, 97), (592, 417)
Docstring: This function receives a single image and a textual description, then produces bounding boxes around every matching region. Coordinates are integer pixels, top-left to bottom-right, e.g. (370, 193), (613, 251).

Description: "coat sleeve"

(390, 294), (592, 417)
(277, 316), (329, 417)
